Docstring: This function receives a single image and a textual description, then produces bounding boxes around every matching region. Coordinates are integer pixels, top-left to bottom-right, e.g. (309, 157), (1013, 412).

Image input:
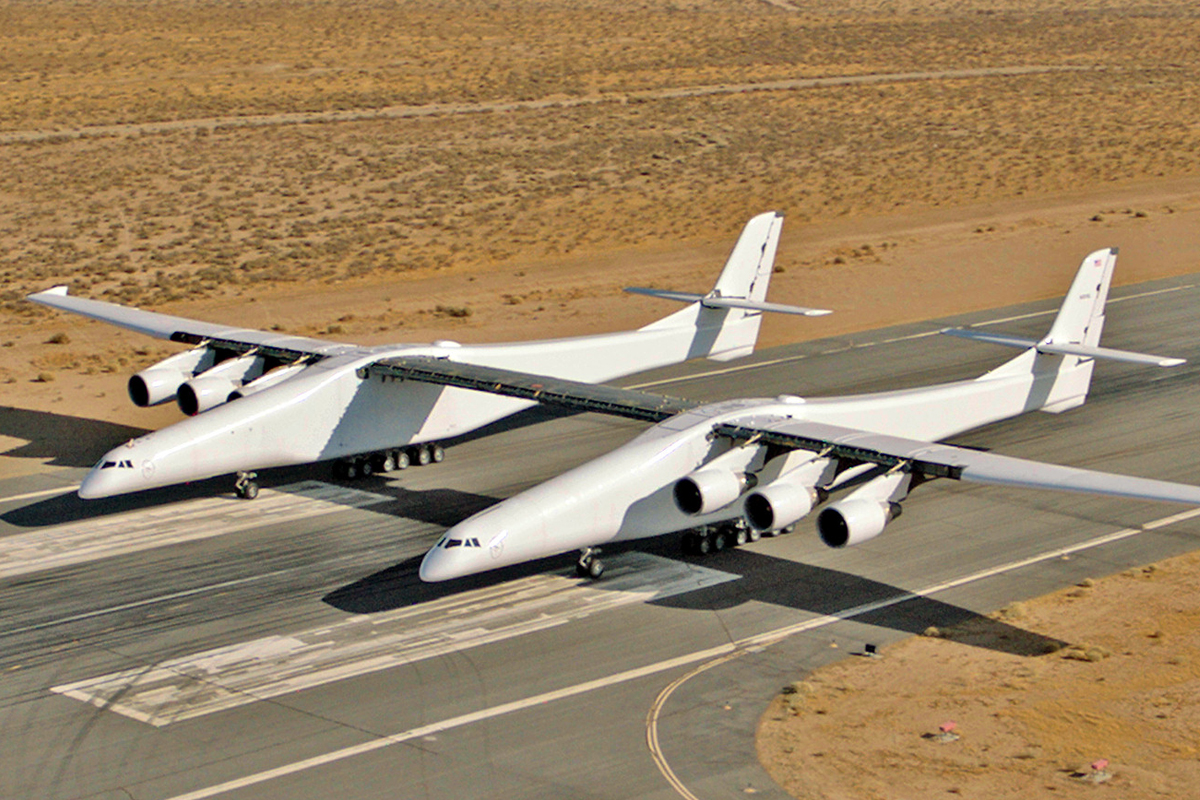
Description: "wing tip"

(30, 285), (70, 298)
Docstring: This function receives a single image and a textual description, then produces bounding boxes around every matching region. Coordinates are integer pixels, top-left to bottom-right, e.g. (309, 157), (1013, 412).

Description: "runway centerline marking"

(52, 553), (738, 727)
(160, 505), (1200, 800)
(0, 481), (392, 580)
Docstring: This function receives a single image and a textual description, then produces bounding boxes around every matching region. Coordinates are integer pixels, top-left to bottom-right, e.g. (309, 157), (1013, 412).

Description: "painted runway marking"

(52, 552), (737, 727)
(0, 484), (82, 505)
(0, 481), (391, 580)
(161, 505), (1200, 800)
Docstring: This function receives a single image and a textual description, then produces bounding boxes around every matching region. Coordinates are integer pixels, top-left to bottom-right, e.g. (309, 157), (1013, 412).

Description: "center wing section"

(717, 419), (1200, 505)
(367, 356), (699, 423)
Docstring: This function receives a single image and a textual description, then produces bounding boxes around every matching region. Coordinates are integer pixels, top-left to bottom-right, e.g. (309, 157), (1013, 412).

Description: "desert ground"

(2, 0), (1200, 795)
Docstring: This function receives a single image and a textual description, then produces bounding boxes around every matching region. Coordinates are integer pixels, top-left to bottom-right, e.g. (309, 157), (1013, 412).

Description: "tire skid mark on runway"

(159, 504), (1200, 800)
(51, 552), (738, 727)
(0, 481), (392, 580)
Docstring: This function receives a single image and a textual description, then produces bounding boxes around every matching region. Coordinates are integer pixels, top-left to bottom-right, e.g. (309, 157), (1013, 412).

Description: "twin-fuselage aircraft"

(29, 214), (1200, 584)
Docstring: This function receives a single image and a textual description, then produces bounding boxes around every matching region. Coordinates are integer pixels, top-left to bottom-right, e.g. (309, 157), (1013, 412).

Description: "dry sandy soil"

(2, 0), (1200, 795)
(758, 551), (1200, 799)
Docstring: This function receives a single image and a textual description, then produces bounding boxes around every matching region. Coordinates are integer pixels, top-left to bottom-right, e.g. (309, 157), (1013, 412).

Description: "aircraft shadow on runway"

(647, 547), (1069, 657)
(323, 536), (1066, 657)
(0, 406), (149, 468)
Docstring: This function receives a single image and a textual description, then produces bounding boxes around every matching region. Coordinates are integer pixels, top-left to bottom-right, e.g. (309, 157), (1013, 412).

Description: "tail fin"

(638, 212), (817, 361)
(954, 247), (1181, 413)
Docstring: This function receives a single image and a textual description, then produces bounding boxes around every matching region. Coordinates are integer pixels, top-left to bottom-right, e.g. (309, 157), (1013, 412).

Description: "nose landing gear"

(234, 471), (259, 500)
(575, 548), (605, 580)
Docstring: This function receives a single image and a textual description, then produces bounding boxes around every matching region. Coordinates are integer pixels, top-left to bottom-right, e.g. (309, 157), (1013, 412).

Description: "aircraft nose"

(78, 447), (148, 499)
(419, 524), (503, 582)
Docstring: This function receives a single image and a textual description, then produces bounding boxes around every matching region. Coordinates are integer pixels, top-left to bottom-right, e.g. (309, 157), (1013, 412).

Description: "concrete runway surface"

(2, 272), (1199, 800)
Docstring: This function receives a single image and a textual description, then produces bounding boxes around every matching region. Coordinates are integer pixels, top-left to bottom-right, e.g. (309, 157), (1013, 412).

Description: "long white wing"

(719, 418), (1200, 505)
(27, 286), (352, 357)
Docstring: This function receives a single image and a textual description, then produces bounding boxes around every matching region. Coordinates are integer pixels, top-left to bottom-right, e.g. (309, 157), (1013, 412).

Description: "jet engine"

(178, 354), (265, 416)
(815, 472), (912, 548)
(744, 478), (820, 532)
(228, 362), (309, 401)
(674, 467), (756, 515)
(128, 348), (216, 407)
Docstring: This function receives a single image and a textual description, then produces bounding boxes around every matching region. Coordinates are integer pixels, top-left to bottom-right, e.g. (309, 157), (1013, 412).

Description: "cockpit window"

(441, 537), (481, 549)
(98, 460), (134, 470)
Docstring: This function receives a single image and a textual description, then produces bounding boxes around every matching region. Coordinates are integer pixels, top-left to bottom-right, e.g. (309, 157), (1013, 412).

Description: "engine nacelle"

(228, 362), (308, 401)
(177, 354), (265, 416)
(744, 479), (818, 532)
(178, 375), (240, 416)
(128, 348), (216, 407)
(816, 499), (902, 548)
(674, 468), (756, 516)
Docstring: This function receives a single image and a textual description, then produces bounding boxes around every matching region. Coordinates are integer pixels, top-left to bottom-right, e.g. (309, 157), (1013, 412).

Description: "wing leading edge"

(719, 418), (1200, 506)
(27, 286), (351, 358)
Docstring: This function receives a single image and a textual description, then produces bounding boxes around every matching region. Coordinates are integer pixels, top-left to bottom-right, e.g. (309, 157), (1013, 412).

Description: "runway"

(3, 272), (1200, 800)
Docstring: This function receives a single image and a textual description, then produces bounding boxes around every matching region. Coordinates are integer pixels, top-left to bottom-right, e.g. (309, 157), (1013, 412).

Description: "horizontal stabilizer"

(941, 327), (1184, 367)
(624, 287), (831, 317)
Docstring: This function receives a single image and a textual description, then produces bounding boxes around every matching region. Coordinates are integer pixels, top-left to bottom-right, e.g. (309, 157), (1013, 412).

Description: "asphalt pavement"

(2, 271), (1199, 800)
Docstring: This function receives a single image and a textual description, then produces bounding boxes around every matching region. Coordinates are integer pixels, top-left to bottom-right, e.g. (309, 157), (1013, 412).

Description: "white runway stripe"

(51, 552), (737, 727)
(0, 481), (392, 580)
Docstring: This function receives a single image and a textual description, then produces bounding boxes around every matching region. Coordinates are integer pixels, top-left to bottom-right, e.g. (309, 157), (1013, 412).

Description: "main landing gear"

(681, 519), (794, 555)
(576, 548), (605, 580)
(333, 444), (445, 481)
(234, 471), (259, 500)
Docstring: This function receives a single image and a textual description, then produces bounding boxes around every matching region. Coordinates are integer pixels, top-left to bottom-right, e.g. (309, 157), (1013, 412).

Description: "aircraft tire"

(359, 458), (373, 478)
(379, 453), (396, 473)
(732, 526), (748, 546)
(413, 446), (432, 467)
(697, 534), (712, 555)
(711, 531), (727, 552)
(394, 449), (410, 470)
(747, 528), (762, 543)
(241, 481), (259, 500)
(587, 558), (605, 580)
(344, 461), (359, 480)
(431, 444), (445, 463)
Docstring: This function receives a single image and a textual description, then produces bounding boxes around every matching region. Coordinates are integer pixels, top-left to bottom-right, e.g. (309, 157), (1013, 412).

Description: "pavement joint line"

(160, 503), (1200, 800)
(628, 281), (1196, 390)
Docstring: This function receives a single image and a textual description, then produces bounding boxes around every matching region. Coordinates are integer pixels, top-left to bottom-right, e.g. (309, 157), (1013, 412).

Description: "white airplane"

(416, 246), (1200, 581)
(28, 213), (829, 500)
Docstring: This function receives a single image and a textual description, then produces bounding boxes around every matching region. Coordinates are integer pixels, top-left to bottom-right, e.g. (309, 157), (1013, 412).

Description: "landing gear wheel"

(747, 527), (762, 543)
(394, 449), (410, 470)
(413, 445), (432, 466)
(359, 458), (373, 478)
(234, 471), (259, 500)
(575, 548), (605, 580)
(732, 525), (749, 547)
(430, 443), (445, 463)
(378, 452), (396, 473)
(711, 531), (728, 552)
(697, 533), (712, 556)
(344, 460), (359, 480)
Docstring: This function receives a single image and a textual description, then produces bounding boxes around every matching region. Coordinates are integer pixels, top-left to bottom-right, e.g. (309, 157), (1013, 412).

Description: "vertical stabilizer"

(639, 211), (785, 361)
(980, 247), (1119, 413)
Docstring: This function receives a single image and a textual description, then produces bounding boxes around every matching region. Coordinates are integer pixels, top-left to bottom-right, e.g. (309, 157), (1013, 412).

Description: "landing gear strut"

(575, 547), (605, 580)
(234, 471), (259, 500)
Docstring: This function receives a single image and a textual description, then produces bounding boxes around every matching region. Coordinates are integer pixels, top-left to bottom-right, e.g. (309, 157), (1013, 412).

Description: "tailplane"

(632, 212), (830, 361)
(945, 247), (1183, 413)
